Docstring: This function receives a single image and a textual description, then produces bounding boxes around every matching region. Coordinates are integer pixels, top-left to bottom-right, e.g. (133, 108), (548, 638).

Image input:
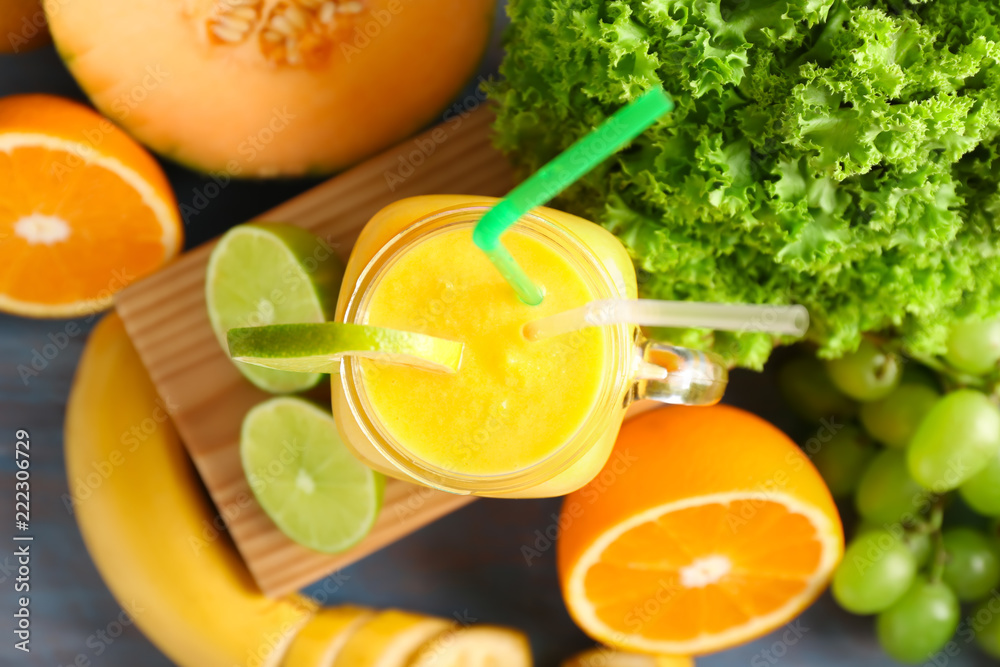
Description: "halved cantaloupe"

(46, 0), (495, 177)
(1, 0), (48, 53)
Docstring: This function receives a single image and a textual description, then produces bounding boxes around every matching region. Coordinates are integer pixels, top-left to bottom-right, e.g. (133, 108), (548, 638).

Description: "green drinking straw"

(473, 87), (675, 306)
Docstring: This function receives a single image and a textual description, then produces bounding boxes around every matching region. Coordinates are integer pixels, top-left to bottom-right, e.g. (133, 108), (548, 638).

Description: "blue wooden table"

(0, 10), (995, 666)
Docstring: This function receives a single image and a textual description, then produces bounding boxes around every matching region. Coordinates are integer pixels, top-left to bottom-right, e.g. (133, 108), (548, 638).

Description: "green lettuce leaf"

(492, 0), (1000, 369)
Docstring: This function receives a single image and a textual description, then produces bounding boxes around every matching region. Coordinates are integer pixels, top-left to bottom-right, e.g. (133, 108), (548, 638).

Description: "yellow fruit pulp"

(361, 226), (605, 476)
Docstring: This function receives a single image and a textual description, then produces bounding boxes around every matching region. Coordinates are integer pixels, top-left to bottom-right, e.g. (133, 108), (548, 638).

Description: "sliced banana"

(409, 624), (532, 666)
(333, 610), (451, 667)
(561, 647), (693, 667)
(283, 606), (374, 666)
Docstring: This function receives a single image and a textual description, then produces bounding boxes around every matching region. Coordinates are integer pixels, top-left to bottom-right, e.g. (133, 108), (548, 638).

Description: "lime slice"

(240, 397), (384, 554)
(206, 223), (344, 393)
(227, 323), (464, 374)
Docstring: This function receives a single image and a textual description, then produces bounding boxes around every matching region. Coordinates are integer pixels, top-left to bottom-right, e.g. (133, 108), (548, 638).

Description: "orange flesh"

(0, 148), (167, 304)
(586, 500), (822, 641)
(0, 94), (180, 315)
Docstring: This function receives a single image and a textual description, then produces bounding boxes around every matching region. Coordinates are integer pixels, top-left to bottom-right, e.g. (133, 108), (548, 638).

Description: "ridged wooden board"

(115, 107), (514, 597)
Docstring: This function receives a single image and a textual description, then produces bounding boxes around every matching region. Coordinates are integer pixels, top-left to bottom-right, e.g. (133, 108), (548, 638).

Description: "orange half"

(559, 406), (843, 656)
(0, 94), (181, 317)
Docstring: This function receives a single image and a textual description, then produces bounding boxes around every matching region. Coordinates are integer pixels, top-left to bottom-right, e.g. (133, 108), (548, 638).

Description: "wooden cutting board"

(115, 106), (515, 598)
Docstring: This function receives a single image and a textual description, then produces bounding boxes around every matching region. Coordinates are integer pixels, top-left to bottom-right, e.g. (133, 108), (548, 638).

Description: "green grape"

(810, 425), (875, 498)
(960, 450), (1000, 516)
(942, 527), (1000, 601)
(876, 577), (960, 664)
(832, 530), (917, 614)
(907, 389), (1000, 491)
(855, 449), (930, 526)
(859, 383), (940, 449)
(945, 319), (1000, 376)
(825, 339), (902, 402)
(777, 355), (857, 421)
(975, 597), (1000, 659)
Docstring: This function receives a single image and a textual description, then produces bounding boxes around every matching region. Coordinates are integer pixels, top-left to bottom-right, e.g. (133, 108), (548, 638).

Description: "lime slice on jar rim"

(227, 322), (464, 374)
(205, 223), (344, 394)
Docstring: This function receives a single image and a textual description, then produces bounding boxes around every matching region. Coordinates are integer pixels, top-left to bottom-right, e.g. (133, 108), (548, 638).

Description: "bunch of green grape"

(779, 320), (1000, 664)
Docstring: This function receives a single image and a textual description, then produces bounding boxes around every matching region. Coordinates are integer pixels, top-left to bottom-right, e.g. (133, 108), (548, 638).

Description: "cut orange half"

(559, 406), (843, 656)
(0, 94), (181, 317)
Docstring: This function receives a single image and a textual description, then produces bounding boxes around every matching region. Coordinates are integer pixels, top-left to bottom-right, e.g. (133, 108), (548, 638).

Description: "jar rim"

(340, 204), (633, 495)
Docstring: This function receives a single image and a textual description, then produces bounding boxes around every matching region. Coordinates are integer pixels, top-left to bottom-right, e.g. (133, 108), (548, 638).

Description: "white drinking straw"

(523, 299), (809, 341)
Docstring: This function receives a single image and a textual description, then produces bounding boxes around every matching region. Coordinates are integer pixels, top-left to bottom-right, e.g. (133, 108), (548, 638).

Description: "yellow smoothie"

(333, 195), (638, 497)
(360, 227), (605, 476)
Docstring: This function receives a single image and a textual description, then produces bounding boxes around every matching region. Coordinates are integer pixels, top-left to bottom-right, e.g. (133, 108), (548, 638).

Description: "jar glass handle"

(633, 337), (728, 406)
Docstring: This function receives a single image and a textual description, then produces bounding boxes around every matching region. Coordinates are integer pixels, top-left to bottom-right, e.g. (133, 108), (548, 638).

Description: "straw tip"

(790, 304), (810, 336)
(661, 92), (675, 113)
(640, 86), (674, 113)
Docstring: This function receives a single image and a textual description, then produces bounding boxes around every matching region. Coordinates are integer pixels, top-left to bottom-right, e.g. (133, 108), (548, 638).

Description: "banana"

(65, 313), (316, 667)
(409, 624), (532, 666)
(328, 609), (533, 667)
(333, 610), (451, 667)
(283, 606), (374, 666)
(561, 648), (693, 667)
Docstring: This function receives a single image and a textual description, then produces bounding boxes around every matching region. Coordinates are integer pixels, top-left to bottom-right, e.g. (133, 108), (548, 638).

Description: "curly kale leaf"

(492, 0), (1000, 369)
